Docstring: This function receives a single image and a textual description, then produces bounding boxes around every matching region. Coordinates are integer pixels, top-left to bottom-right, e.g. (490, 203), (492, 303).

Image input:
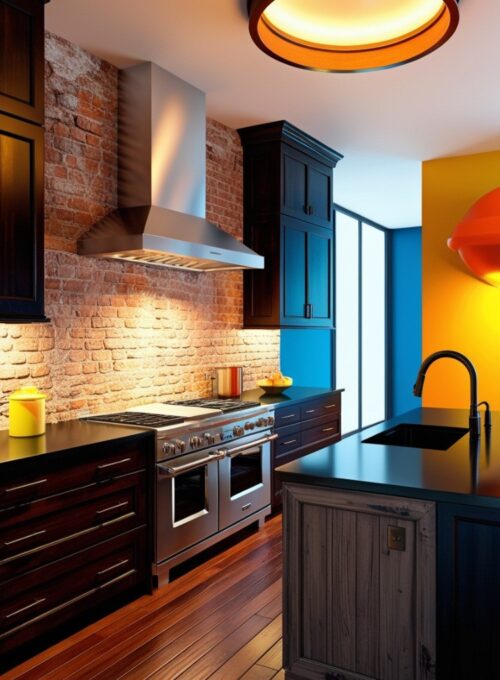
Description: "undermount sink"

(362, 423), (469, 451)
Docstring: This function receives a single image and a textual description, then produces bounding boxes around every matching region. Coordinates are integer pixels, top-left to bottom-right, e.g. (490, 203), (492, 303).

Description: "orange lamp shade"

(448, 187), (500, 286)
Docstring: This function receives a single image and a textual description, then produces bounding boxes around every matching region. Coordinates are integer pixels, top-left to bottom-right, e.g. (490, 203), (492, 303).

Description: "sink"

(362, 423), (468, 450)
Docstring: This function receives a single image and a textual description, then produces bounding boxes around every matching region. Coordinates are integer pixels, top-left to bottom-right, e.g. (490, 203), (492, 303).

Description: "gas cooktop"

(162, 398), (261, 413)
(86, 412), (185, 428)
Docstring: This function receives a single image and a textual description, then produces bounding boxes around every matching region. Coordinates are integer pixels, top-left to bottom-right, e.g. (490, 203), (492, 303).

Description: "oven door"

(218, 431), (277, 531)
(156, 450), (224, 563)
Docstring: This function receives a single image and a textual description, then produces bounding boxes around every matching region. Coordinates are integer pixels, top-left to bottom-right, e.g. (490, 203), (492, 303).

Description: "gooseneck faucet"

(413, 350), (481, 437)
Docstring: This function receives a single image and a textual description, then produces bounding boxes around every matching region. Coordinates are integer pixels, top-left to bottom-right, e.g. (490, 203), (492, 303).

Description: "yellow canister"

(9, 386), (47, 437)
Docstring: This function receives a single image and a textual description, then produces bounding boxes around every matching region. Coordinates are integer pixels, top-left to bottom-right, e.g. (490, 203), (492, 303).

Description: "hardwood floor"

(4, 515), (284, 680)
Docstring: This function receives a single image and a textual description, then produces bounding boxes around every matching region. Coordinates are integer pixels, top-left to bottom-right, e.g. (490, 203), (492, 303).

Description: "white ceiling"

(46, 0), (500, 228)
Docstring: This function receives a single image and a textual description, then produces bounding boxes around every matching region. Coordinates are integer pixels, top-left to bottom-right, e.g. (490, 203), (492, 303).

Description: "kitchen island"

(277, 407), (500, 680)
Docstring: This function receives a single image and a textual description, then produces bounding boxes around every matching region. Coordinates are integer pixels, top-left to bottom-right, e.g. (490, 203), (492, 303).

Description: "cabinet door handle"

(5, 598), (46, 620)
(4, 529), (47, 548)
(4, 478), (47, 494)
(304, 303), (313, 319)
(322, 427), (336, 433)
(280, 413), (297, 420)
(96, 501), (129, 516)
(282, 439), (298, 446)
(97, 458), (132, 471)
(97, 558), (129, 577)
(305, 408), (317, 414)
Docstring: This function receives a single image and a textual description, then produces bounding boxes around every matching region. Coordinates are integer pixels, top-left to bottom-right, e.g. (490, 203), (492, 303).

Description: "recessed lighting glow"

(263, 0), (445, 47)
(248, 0), (459, 72)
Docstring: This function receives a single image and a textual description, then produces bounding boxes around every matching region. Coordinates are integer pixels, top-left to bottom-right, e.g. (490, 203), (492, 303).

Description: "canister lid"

(9, 386), (47, 401)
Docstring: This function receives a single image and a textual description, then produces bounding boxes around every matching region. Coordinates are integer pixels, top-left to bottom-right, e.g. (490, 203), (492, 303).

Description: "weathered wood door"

(283, 484), (436, 680)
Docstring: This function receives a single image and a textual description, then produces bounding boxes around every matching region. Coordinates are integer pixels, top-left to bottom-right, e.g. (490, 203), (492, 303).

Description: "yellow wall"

(422, 150), (500, 409)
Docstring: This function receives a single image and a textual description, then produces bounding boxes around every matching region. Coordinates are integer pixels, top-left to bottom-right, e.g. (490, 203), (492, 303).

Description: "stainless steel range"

(86, 399), (276, 585)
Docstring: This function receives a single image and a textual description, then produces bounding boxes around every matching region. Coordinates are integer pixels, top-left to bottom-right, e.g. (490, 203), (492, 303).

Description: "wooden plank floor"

(5, 515), (284, 680)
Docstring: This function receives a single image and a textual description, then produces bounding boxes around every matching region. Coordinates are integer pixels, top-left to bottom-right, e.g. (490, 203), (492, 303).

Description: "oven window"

(174, 467), (206, 523)
(230, 449), (263, 497)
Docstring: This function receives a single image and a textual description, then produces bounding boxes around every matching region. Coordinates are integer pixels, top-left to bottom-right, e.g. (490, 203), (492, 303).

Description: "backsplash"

(0, 33), (279, 428)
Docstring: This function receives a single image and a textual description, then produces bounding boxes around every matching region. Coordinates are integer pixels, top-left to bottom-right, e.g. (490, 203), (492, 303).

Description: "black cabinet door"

(307, 159), (332, 228)
(0, 0), (44, 125)
(307, 226), (333, 324)
(0, 114), (44, 320)
(281, 217), (333, 329)
(438, 503), (500, 680)
(282, 147), (308, 222)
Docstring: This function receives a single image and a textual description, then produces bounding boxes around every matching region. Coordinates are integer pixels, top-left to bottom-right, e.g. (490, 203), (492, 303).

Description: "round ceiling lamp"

(247, 0), (460, 73)
(448, 188), (500, 287)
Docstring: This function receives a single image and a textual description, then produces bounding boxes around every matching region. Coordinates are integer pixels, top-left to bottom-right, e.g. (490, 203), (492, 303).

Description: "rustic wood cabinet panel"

(272, 393), (341, 510)
(0, 0), (45, 125)
(283, 484), (436, 680)
(238, 120), (342, 329)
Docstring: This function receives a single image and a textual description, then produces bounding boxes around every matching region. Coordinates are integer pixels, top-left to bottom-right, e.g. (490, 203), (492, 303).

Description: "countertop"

(241, 386), (342, 408)
(276, 407), (500, 508)
(0, 420), (152, 467)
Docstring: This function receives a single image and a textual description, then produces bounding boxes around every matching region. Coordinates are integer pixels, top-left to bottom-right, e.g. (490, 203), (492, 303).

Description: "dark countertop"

(241, 386), (342, 408)
(276, 407), (500, 508)
(0, 420), (152, 467)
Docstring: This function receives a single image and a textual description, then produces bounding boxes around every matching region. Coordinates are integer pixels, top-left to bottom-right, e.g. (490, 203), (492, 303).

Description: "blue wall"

(280, 329), (333, 388)
(390, 227), (422, 416)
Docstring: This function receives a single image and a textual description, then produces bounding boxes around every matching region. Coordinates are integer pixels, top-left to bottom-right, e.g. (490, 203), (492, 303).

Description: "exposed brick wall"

(0, 33), (279, 428)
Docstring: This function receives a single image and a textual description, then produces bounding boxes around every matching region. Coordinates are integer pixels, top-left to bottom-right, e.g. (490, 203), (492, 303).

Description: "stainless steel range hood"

(78, 63), (264, 272)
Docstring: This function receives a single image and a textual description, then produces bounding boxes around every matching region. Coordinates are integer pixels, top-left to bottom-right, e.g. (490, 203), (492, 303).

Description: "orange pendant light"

(247, 0), (459, 73)
(448, 188), (500, 287)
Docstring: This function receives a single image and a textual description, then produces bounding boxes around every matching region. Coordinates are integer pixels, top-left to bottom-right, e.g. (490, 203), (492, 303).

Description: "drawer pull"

(5, 598), (46, 620)
(305, 409), (317, 414)
(97, 458), (132, 471)
(242, 503), (252, 511)
(97, 558), (129, 577)
(4, 479), (47, 494)
(96, 501), (129, 516)
(4, 529), (47, 547)
(324, 404), (337, 410)
(322, 427), (336, 433)
(282, 439), (298, 446)
(280, 414), (297, 420)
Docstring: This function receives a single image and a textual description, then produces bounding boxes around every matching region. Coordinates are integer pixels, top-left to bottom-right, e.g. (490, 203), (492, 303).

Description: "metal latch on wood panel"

(387, 525), (406, 551)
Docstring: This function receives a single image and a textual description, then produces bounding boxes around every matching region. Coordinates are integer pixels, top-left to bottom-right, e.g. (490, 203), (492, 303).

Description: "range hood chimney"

(78, 63), (264, 272)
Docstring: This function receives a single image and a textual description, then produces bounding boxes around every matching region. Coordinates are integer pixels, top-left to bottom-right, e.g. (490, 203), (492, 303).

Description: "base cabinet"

(283, 484), (436, 680)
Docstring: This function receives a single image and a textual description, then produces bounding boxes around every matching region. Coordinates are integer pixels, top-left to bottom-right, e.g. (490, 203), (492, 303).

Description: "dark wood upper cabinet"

(0, 0), (45, 125)
(238, 121), (342, 329)
(0, 0), (47, 322)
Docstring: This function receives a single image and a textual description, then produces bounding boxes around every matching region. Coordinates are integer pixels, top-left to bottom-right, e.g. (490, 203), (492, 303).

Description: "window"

(335, 207), (388, 434)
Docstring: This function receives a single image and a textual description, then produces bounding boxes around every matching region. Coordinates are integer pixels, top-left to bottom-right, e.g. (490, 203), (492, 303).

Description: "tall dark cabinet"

(0, 0), (47, 322)
(238, 121), (342, 329)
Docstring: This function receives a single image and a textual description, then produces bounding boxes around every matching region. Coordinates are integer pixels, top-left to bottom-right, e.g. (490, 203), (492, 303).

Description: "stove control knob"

(256, 417), (267, 427)
(190, 435), (202, 448)
(245, 421), (255, 431)
(267, 416), (275, 427)
(204, 432), (214, 445)
(175, 439), (186, 453)
(233, 425), (244, 437)
(163, 442), (176, 456)
(213, 432), (222, 444)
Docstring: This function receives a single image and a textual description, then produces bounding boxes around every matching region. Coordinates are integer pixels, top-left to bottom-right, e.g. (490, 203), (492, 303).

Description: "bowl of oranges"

(257, 371), (293, 395)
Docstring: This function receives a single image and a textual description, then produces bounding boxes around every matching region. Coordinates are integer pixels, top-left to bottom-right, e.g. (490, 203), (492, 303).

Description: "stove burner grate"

(163, 398), (262, 413)
(87, 412), (185, 428)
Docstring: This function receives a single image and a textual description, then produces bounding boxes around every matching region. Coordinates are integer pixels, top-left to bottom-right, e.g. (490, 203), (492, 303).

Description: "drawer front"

(0, 441), (146, 509)
(275, 405), (301, 428)
(274, 424), (302, 463)
(0, 471), (146, 581)
(302, 418), (340, 448)
(300, 394), (340, 422)
(0, 528), (146, 641)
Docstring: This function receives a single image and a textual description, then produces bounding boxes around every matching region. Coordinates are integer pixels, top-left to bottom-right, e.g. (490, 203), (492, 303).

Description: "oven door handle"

(157, 451), (225, 478)
(220, 433), (278, 459)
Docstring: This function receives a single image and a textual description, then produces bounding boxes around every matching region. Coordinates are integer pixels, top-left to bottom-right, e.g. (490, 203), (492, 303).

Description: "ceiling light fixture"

(448, 188), (500, 287)
(247, 0), (459, 73)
